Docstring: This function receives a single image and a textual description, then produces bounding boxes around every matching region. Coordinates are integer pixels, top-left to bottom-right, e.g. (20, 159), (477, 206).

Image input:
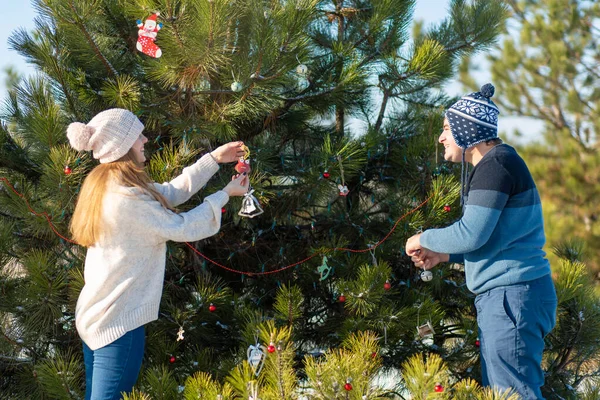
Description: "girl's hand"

(223, 173), (249, 197)
(210, 141), (246, 164)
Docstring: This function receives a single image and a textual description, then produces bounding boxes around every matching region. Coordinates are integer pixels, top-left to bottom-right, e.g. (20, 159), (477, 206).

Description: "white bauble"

(296, 64), (308, 75)
(231, 81), (243, 92)
(420, 270), (433, 282)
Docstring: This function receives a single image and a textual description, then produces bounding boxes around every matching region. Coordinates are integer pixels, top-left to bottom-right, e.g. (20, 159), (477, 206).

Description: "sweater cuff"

(449, 253), (464, 264)
(193, 153), (220, 176)
(206, 190), (229, 208)
(208, 152), (219, 164)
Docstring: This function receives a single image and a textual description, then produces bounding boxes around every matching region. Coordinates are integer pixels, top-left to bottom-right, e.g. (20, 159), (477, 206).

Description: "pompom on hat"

(66, 109), (144, 163)
(445, 83), (499, 149)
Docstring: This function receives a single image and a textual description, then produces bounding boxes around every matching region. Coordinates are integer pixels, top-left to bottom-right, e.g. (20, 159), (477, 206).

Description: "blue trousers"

(476, 274), (557, 399)
(83, 326), (145, 400)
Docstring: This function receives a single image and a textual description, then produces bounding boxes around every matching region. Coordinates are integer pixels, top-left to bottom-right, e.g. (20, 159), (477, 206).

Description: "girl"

(67, 108), (249, 399)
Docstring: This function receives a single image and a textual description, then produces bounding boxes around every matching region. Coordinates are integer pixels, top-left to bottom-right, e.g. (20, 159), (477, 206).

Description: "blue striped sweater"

(421, 144), (551, 294)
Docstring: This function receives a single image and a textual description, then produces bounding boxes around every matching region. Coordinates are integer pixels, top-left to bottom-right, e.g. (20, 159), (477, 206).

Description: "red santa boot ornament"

(136, 12), (163, 58)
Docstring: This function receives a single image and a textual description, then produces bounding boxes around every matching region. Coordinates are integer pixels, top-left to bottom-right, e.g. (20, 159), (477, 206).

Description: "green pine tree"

(15, 0), (600, 398)
(124, 326), (521, 399)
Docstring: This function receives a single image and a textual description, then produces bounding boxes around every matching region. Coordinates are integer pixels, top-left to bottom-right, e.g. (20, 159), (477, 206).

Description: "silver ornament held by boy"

(420, 270), (433, 282)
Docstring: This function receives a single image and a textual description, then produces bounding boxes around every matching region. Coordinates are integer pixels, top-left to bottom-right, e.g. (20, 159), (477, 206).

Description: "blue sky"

(1, 1), (37, 93)
(0, 0), (542, 141)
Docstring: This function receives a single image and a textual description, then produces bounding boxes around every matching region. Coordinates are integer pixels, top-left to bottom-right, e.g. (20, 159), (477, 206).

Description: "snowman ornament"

(136, 12), (163, 58)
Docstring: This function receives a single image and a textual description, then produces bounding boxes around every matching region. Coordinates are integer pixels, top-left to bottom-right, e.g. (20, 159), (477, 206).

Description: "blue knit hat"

(446, 83), (499, 149)
(445, 83), (500, 207)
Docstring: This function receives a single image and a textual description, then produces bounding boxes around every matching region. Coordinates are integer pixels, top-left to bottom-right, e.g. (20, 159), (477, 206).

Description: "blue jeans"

(83, 326), (145, 400)
(475, 274), (557, 399)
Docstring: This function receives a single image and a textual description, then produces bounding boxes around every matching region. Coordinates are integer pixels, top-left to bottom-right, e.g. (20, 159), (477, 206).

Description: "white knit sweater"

(75, 154), (229, 350)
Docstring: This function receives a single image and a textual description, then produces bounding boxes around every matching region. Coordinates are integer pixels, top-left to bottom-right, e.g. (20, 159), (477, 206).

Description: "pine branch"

(52, 70), (78, 119)
(565, 72), (597, 116)
(238, 85), (338, 137)
(276, 352), (286, 398)
(493, 70), (556, 124)
(333, 0), (345, 137)
(207, 1), (215, 50)
(0, 328), (41, 359)
(102, 2), (137, 53)
(0, 354), (32, 363)
(527, 63), (596, 117)
(572, 371), (600, 389)
(166, 6), (187, 51)
(65, 0), (117, 77)
(494, 2), (597, 153)
(551, 315), (584, 376)
(374, 88), (389, 131)
(505, 0), (525, 20)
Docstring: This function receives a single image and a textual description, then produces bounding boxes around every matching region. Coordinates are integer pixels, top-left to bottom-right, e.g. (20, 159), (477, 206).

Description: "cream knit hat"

(66, 108), (144, 163)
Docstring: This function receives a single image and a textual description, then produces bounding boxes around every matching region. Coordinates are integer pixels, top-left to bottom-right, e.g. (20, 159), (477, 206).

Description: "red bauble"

(434, 384), (444, 393)
(208, 303), (216, 312)
(475, 339), (480, 347)
(267, 343), (276, 353)
(371, 352), (377, 359)
(338, 295), (346, 303)
(235, 159), (250, 173)
(64, 166), (72, 175)
(323, 171), (330, 179)
(443, 205), (451, 212)
(383, 281), (391, 291)
(221, 207), (226, 214)
(169, 355), (176, 364)
(344, 383), (353, 391)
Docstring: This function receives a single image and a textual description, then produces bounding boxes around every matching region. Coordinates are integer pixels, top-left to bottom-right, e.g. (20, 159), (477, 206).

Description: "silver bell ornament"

(238, 188), (264, 218)
(420, 270), (433, 282)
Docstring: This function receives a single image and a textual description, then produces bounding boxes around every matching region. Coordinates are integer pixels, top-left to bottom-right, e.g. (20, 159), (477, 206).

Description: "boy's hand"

(405, 233), (423, 257)
(411, 249), (449, 270)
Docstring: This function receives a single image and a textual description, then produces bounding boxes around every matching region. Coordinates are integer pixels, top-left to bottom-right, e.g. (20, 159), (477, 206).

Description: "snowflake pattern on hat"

(452, 100), (498, 125)
(445, 83), (500, 149)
